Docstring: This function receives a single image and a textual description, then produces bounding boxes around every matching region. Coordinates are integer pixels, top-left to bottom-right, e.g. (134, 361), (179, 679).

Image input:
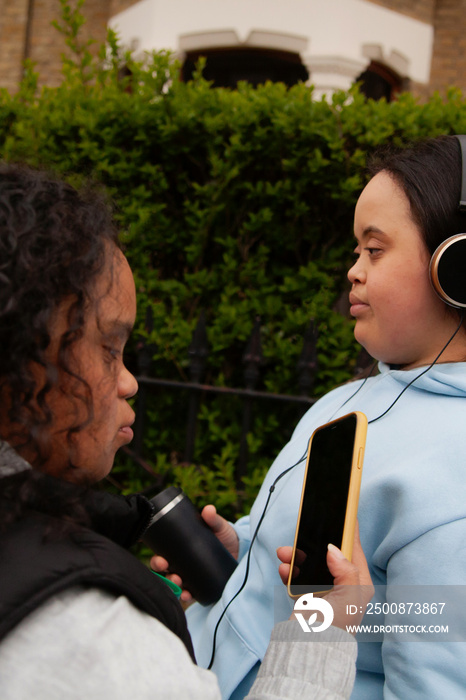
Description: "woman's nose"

(347, 257), (365, 285)
(119, 365), (138, 400)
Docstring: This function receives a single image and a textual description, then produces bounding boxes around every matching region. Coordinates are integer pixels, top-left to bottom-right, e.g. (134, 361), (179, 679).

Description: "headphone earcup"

(430, 233), (466, 308)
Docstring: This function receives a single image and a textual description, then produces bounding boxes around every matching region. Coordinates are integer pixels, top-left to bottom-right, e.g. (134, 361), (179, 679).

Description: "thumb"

(327, 521), (373, 589)
(201, 504), (223, 531)
(201, 504), (239, 559)
(326, 543), (360, 587)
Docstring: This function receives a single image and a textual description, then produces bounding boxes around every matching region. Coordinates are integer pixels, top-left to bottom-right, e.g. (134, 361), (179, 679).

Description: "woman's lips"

(119, 425), (134, 439)
(118, 426), (134, 445)
(118, 416), (135, 442)
(349, 295), (369, 317)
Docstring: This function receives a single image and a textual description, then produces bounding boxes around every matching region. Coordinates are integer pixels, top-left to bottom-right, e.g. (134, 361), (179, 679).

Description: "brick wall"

(110, 0), (140, 16)
(366, 0), (436, 24)
(429, 0), (466, 93)
(0, 0), (31, 91)
(0, 0), (138, 91)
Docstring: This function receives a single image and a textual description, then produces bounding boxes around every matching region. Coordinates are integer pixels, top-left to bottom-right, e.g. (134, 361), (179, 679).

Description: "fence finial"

(188, 309), (209, 383)
(243, 316), (263, 390)
(297, 320), (318, 396)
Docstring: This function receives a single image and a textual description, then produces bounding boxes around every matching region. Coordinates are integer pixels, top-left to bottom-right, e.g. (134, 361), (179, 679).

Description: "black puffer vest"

(0, 483), (195, 661)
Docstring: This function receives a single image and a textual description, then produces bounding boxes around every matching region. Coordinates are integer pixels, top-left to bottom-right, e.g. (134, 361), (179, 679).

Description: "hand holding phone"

(287, 411), (367, 597)
(279, 521), (374, 631)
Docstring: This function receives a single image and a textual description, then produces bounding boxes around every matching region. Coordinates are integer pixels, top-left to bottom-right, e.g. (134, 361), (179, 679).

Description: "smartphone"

(287, 411), (367, 598)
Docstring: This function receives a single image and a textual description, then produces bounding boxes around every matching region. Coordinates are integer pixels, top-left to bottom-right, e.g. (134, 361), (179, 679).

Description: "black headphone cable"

(206, 446), (308, 670)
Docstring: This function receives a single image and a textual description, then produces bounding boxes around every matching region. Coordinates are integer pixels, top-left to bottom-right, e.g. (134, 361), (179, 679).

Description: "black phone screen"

(289, 413), (358, 595)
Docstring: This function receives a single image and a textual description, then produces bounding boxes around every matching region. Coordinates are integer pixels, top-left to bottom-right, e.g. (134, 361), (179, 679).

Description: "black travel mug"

(142, 486), (238, 605)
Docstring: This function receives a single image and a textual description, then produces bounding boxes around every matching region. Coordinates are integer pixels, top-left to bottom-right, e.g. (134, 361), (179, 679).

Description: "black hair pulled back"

(367, 135), (465, 256)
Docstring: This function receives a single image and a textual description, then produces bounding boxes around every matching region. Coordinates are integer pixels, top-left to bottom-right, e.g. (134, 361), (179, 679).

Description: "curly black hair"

(0, 162), (120, 466)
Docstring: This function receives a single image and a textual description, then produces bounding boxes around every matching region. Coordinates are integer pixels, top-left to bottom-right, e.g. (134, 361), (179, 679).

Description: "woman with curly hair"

(0, 163), (371, 699)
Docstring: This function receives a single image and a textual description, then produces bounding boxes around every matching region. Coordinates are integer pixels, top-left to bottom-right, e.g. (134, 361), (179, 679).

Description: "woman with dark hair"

(154, 135), (466, 700)
(0, 163), (371, 699)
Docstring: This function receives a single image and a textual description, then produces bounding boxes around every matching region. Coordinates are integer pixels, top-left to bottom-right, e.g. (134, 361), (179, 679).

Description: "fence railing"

(124, 311), (372, 488)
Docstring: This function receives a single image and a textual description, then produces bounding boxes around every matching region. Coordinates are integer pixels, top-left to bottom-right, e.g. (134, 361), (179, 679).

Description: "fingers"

(324, 523), (374, 630)
(276, 545), (293, 564)
(326, 544), (360, 587)
(149, 503), (239, 604)
(149, 554), (183, 589)
(180, 589), (193, 603)
(276, 547), (301, 585)
(326, 523), (373, 590)
(149, 555), (193, 603)
(201, 504), (221, 531)
(150, 554), (169, 573)
(282, 520), (374, 632)
(278, 562), (291, 585)
(201, 504), (240, 559)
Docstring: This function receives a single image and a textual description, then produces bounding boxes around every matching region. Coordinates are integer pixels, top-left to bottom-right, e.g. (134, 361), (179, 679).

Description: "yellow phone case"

(287, 411), (367, 598)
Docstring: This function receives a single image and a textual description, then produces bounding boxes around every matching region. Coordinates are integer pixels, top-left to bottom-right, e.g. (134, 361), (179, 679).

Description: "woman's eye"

(103, 345), (120, 361)
(365, 247), (382, 256)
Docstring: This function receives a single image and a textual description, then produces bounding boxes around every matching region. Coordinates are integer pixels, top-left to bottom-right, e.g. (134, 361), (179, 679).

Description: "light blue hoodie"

(187, 362), (466, 699)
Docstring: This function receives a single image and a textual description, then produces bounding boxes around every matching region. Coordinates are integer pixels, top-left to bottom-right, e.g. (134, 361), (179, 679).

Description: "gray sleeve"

(0, 588), (356, 700)
(0, 586), (220, 700)
(247, 621), (357, 700)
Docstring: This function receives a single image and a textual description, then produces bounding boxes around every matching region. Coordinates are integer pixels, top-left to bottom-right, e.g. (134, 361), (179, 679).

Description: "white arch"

(178, 29), (308, 55)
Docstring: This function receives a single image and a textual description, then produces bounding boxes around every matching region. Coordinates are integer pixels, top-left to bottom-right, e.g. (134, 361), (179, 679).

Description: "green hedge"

(2, 1), (466, 517)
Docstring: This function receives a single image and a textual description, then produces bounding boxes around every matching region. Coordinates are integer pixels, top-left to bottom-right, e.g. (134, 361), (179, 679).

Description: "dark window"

(356, 60), (402, 101)
(181, 47), (308, 88)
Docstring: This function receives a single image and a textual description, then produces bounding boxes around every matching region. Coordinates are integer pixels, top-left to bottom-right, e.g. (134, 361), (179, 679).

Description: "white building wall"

(109, 0), (434, 99)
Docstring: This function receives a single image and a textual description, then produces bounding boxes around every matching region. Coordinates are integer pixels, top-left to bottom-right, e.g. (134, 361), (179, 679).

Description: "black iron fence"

(124, 311), (372, 489)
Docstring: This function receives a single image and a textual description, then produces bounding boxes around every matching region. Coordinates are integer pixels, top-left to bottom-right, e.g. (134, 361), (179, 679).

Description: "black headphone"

(429, 134), (466, 309)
